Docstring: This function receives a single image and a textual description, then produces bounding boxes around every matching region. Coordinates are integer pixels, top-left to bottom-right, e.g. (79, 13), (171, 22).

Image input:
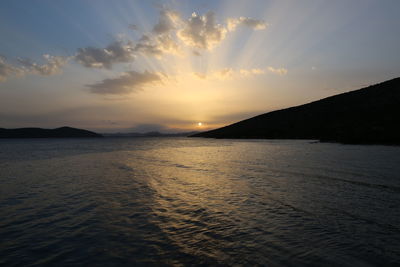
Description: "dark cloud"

(87, 70), (162, 95)
(75, 41), (135, 69)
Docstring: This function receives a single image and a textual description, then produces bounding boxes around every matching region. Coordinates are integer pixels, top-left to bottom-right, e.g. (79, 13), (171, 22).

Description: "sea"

(0, 137), (399, 266)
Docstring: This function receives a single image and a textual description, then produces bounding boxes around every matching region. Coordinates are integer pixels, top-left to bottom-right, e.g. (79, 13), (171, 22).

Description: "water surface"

(1, 138), (399, 266)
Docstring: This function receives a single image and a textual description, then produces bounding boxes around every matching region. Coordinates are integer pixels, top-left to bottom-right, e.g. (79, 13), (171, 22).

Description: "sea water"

(0, 138), (399, 266)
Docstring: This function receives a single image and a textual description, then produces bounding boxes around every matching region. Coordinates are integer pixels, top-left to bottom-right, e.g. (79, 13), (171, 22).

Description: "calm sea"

(0, 138), (399, 266)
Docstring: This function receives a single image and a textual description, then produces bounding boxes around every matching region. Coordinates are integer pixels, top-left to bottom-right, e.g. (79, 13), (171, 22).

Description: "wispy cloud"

(194, 68), (233, 80)
(227, 17), (267, 31)
(0, 54), (68, 82)
(193, 66), (287, 80)
(87, 70), (162, 95)
(239, 68), (265, 76)
(18, 54), (68, 76)
(0, 56), (20, 81)
(267, 67), (288, 75)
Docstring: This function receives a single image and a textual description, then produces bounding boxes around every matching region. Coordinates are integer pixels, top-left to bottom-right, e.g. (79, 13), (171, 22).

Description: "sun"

(197, 122), (202, 126)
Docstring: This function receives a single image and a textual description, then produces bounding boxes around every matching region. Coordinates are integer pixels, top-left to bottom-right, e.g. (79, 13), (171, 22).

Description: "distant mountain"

(103, 131), (199, 138)
(192, 77), (400, 145)
(0, 126), (102, 138)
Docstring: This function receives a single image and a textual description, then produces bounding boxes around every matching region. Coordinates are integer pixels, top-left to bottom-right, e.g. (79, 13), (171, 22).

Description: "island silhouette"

(192, 77), (400, 145)
(0, 126), (102, 138)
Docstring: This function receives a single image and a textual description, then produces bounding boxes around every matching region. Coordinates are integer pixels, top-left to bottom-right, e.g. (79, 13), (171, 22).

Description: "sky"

(1, 0), (400, 133)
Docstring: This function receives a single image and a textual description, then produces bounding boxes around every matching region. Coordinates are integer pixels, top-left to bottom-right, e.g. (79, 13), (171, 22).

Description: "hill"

(0, 126), (102, 138)
(192, 77), (400, 144)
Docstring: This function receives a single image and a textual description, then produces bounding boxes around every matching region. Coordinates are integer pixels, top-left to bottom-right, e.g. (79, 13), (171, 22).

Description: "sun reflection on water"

(126, 145), (253, 258)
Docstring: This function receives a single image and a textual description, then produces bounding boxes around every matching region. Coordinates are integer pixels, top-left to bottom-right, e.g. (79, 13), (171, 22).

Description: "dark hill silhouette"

(0, 126), (102, 138)
(192, 77), (400, 145)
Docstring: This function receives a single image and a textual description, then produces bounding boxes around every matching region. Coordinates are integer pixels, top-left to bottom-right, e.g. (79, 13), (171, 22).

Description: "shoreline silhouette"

(192, 77), (400, 145)
(0, 126), (102, 138)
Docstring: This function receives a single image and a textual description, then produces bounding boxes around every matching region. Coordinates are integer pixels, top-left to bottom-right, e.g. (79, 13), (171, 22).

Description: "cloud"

(193, 68), (233, 80)
(153, 9), (180, 35)
(133, 9), (181, 57)
(239, 68), (265, 76)
(193, 66), (286, 80)
(193, 72), (207, 79)
(175, 12), (267, 51)
(18, 54), (68, 76)
(267, 67), (287, 75)
(134, 42), (163, 57)
(0, 56), (20, 81)
(194, 67), (263, 80)
(214, 68), (234, 79)
(227, 17), (267, 31)
(240, 67), (287, 76)
(87, 70), (162, 95)
(156, 34), (180, 54)
(75, 40), (135, 69)
(77, 9), (267, 65)
(1, 8), (271, 85)
(74, 9), (181, 66)
(177, 11), (227, 50)
(134, 34), (179, 56)
(1, 54), (68, 82)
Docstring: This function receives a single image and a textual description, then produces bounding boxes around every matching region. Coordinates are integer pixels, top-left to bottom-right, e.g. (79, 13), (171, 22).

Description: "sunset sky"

(1, 0), (399, 133)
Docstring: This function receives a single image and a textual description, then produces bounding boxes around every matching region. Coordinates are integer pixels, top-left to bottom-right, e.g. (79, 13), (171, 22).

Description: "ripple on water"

(0, 138), (400, 266)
